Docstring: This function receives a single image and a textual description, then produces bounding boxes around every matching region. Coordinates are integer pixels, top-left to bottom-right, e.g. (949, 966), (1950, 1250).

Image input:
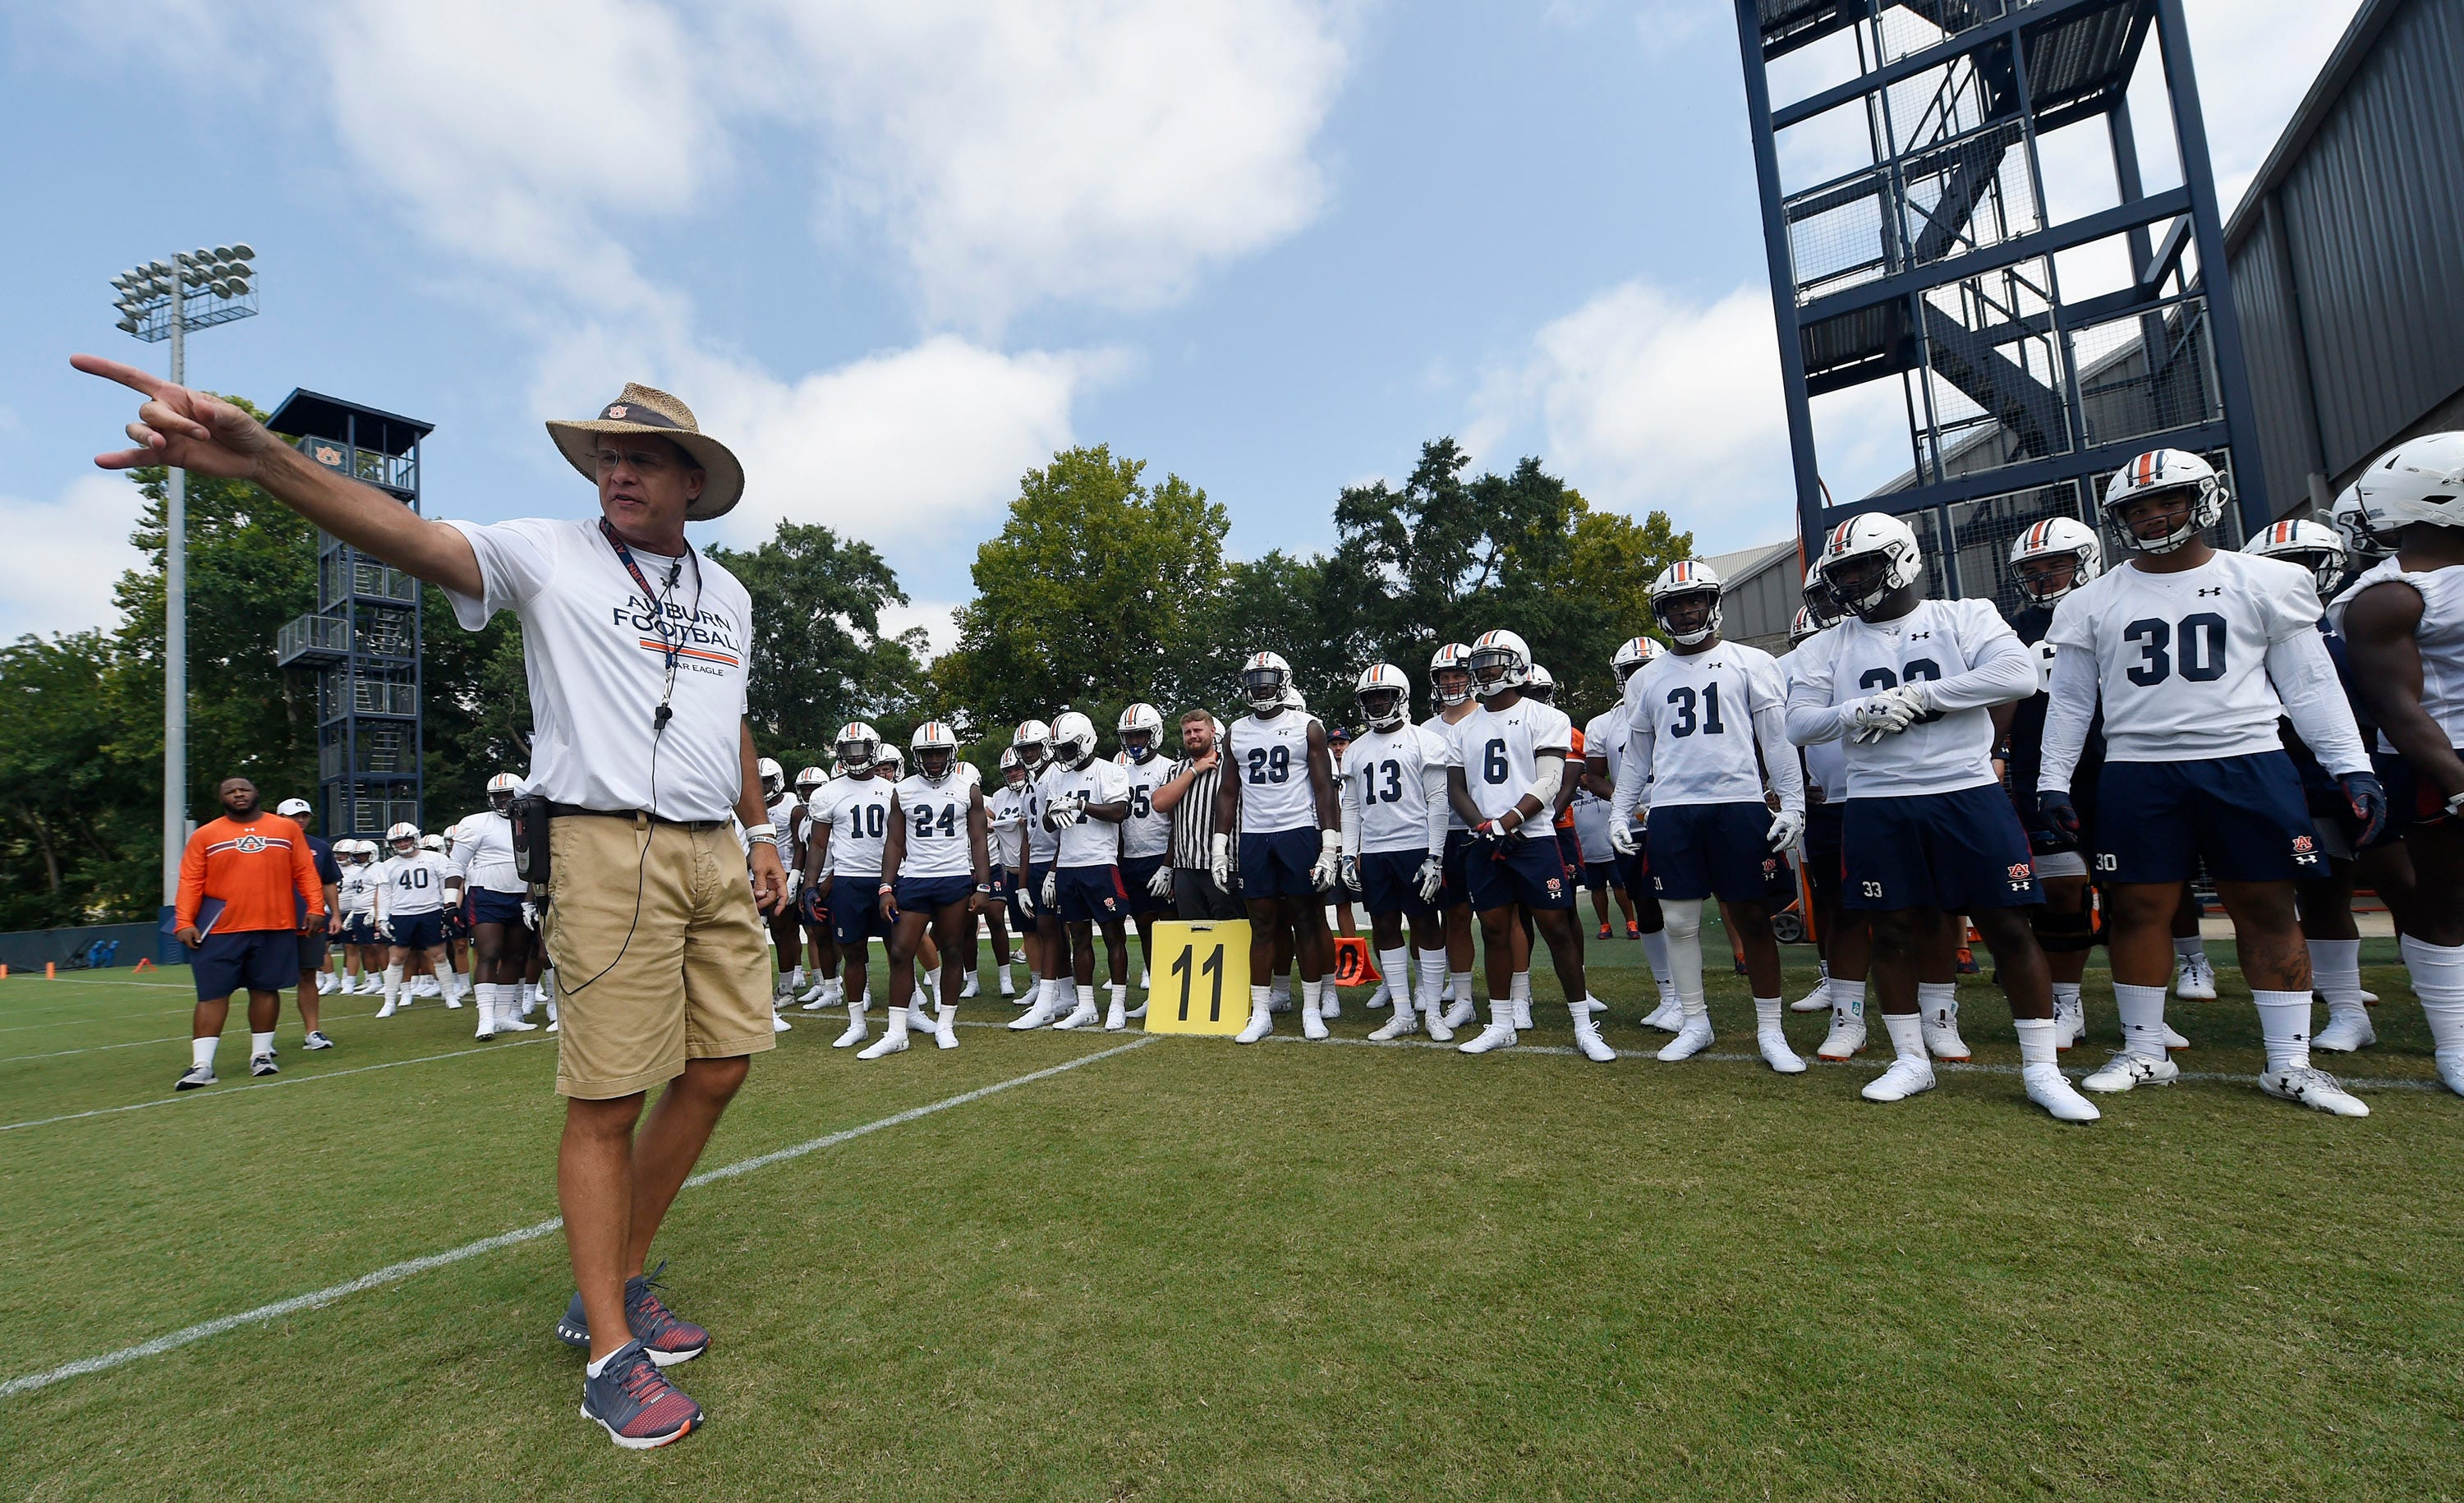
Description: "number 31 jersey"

(1786, 598), (2019, 798)
(2046, 551), (2320, 762)
(1620, 642), (1787, 808)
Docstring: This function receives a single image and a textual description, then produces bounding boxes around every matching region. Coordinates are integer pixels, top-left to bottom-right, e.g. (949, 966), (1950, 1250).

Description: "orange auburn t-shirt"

(176, 814), (324, 933)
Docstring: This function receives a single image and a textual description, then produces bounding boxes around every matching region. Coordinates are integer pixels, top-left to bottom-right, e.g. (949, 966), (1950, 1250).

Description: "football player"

(1030, 711), (1137, 1029)
(2039, 450), (2382, 1115)
(1009, 718), (1087, 1029)
(1522, 665), (1602, 1023)
(1340, 663), (1456, 1041)
(803, 723), (899, 1049)
(449, 772), (540, 1041)
(374, 823), (463, 1018)
(788, 765), (840, 1009)
(2336, 433), (2464, 1096)
(981, 747), (1030, 998)
(335, 839), (384, 994)
(1612, 561), (1805, 1072)
(1422, 642), (1484, 1030)
(1216, 651), (1342, 1042)
(271, 797), (342, 1050)
(1789, 513), (2097, 1120)
(1444, 630), (1600, 1059)
(1782, 595), (1868, 1060)
(753, 756), (808, 1005)
(1585, 636), (1679, 1021)
(862, 722), (992, 1055)
(1116, 703), (1174, 1017)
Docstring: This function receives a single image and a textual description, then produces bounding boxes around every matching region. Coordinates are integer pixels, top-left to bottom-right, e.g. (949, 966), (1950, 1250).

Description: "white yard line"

(0, 1036), (1153, 1400)
(0, 1036), (555, 1133)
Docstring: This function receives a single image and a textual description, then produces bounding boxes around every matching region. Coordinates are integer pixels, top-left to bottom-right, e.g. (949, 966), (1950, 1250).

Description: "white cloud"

(879, 600), (964, 663)
(0, 475), (145, 641)
(2183, 0), (2368, 211)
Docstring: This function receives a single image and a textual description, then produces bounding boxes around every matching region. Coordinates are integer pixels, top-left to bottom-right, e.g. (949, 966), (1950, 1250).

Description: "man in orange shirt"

(174, 776), (327, 1090)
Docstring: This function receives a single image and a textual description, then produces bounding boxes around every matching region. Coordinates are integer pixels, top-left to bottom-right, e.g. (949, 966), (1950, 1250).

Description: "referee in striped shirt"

(1151, 709), (1243, 921)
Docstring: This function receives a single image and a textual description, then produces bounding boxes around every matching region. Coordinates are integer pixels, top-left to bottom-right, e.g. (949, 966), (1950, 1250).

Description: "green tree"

(421, 593), (530, 819)
(709, 519), (925, 765)
(0, 632), (143, 927)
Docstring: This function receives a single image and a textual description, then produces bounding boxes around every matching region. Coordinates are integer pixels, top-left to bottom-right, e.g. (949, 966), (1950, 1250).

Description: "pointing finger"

(70, 352), (169, 397)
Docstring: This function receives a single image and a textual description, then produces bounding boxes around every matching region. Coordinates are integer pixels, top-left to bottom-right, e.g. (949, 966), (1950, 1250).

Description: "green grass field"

(4, 926), (2458, 1501)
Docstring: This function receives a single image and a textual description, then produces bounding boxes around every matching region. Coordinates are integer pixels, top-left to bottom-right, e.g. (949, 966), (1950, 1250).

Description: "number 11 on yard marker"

(1140, 920), (1250, 1036)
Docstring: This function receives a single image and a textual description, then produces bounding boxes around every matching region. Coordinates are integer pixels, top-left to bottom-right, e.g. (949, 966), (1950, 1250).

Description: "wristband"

(877, 882), (894, 894)
(746, 823), (778, 840)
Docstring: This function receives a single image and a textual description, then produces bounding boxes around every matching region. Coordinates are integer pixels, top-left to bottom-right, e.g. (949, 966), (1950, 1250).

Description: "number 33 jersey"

(2046, 551), (2321, 762)
(1620, 642), (1788, 808)
(1786, 598), (2020, 797)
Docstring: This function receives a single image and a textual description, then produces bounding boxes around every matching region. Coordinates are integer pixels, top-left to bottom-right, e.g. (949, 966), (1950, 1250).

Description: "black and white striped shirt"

(1165, 755), (1237, 876)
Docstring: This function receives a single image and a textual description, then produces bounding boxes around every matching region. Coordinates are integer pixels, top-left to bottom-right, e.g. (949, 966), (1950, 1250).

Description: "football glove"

(1041, 871), (1058, 908)
(1146, 863), (1175, 899)
(375, 918), (395, 943)
(1414, 854), (1445, 903)
(1209, 833), (1232, 889)
(520, 900), (537, 928)
(1016, 880), (1035, 917)
(1607, 819), (1638, 857)
(779, 868), (802, 901)
(2339, 770), (2388, 848)
(800, 885), (826, 923)
(1311, 831), (1342, 893)
(1765, 808), (1804, 853)
(2035, 788), (2082, 843)
(1339, 854), (1361, 894)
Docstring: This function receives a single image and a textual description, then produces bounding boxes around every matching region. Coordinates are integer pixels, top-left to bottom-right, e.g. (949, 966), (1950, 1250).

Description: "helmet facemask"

(1653, 586), (1722, 647)
(1241, 664), (1288, 710)
(2015, 551), (2087, 605)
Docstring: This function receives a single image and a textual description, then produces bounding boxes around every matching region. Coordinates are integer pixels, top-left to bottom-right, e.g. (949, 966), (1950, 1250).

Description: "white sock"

(1639, 928), (1672, 988)
(2401, 935), (2464, 1062)
(1815, 958), (1831, 983)
(191, 1036), (218, 1070)
(1882, 1010), (1926, 1064)
(1833, 978), (1867, 1026)
(1250, 983), (1271, 1017)
(586, 1349), (620, 1380)
(383, 965), (402, 1004)
(1917, 981), (1957, 1027)
(545, 994), (559, 1023)
(1378, 947), (1412, 1011)
(2052, 980), (2082, 1013)
(1109, 981), (1127, 1009)
(2174, 935), (2207, 963)
(2015, 1017), (2057, 1068)
(2310, 937), (2365, 1012)
(1662, 899), (1707, 1018)
(1448, 972), (1473, 1003)
(250, 1031), (275, 1058)
(1299, 976), (1321, 1013)
(1271, 975), (1290, 1004)
(2253, 987), (2314, 1073)
(1753, 996), (1781, 1031)
(2115, 981), (2169, 1060)
(1416, 953), (1446, 1014)
(1510, 970), (1532, 1004)
(923, 967), (940, 1000)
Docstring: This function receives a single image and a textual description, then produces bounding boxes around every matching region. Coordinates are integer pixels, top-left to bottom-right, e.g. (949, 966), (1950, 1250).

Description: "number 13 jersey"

(1620, 642), (1788, 807)
(1226, 710), (1317, 834)
(2046, 551), (2320, 762)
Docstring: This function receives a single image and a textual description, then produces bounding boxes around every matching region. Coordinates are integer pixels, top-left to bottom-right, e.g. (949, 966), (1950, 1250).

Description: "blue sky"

(2, 0), (2361, 648)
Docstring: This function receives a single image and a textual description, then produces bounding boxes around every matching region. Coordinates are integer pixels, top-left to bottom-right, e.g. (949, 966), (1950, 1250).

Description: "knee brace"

(1662, 898), (1705, 943)
(2032, 902), (2100, 953)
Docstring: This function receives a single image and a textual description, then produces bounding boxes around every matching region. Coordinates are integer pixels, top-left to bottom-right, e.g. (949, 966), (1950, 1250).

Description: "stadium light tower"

(109, 245), (260, 910)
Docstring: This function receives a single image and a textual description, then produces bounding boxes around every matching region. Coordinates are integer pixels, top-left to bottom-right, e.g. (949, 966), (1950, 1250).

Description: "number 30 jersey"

(2046, 552), (2321, 762)
(1226, 710), (1318, 834)
(1785, 598), (2023, 798)
(1620, 642), (1788, 808)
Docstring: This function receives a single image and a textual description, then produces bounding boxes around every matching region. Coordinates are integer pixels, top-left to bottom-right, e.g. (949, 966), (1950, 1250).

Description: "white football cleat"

(833, 1009), (871, 1048)
(1640, 997), (1683, 1032)
(1441, 997), (1478, 1031)
(1861, 1058), (1937, 1102)
(499, 1010), (540, 1032)
(958, 972), (980, 1000)
(1423, 1003), (1455, 1043)
(2436, 1051), (2464, 1098)
(2313, 1009), (2374, 1052)
(1816, 1015), (1865, 1061)
(1570, 1013), (1617, 1064)
(375, 1000), (398, 1018)
(933, 1020), (959, 1050)
(1300, 1000), (1329, 1041)
(1104, 998), (1129, 1032)
(2024, 1064), (2100, 1122)
(2358, 988), (2379, 1006)
(1368, 1004), (1420, 1042)
(771, 1011), (793, 1032)
(2259, 1065), (2369, 1117)
(1124, 1000), (1147, 1019)
(2083, 1050), (2177, 1092)
(1367, 979), (1391, 1010)
(1512, 999), (1533, 1030)
(1235, 1000), (1275, 1045)
(1922, 1013), (1970, 1063)
(1758, 1028), (1807, 1074)
(857, 1025), (908, 1059)
(1008, 995), (1061, 1031)
(2053, 995), (2085, 1050)
(798, 983), (832, 1009)
(2173, 954), (2218, 1001)
(1656, 1017), (1713, 1063)
(1319, 990), (1340, 1021)
(1790, 981), (1830, 1013)
(2164, 1023), (2191, 1050)
(1052, 997), (1101, 1031)
(1457, 1020), (1518, 1055)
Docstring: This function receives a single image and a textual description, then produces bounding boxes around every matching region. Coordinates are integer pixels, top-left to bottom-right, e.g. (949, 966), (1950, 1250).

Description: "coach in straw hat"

(75, 354), (788, 1448)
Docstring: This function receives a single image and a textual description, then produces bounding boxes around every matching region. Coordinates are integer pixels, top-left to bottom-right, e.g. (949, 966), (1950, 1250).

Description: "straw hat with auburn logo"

(545, 383), (744, 522)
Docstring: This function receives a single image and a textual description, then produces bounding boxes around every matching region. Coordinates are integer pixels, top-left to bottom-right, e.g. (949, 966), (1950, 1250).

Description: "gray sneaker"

(250, 1053), (279, 1078)
(554, 1263), (710, 1367)
(174, 1064), (216, 1091)
(303, 1031), (335, 1050)
(579, 1340), (702, 1450)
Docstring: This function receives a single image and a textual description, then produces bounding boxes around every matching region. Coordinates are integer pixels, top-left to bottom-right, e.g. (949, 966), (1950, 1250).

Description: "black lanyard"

(600, 518), (692, 727)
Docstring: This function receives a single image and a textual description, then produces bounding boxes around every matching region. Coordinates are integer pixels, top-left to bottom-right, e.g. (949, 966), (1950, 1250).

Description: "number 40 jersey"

(1783, 598), (2031, 797)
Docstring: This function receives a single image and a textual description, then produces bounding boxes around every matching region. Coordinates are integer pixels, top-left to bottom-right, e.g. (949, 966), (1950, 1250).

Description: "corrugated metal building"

(2226, 0), (2464, 520)
(1704, 539), (1804, 655)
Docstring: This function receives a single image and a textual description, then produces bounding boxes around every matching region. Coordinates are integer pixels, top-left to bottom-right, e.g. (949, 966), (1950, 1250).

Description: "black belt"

(542, 802), (729, 832)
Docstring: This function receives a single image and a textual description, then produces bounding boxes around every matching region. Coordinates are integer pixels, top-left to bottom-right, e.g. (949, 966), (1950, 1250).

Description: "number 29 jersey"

(1620, 642), (1787, 808)
(1785, 598), (2018, 798)
(2045, 551), (2321, 763)
(1226, 710), (1317, 834)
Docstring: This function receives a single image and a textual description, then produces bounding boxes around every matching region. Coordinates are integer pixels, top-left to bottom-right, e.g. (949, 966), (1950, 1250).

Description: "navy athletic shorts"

(1464, 831), (1574, 912)
(341, 913), (378, 946)
(387, 910), (444, 951)
(1119, 853), (1171, 916)
(296, 931), (329, 972)
(1239, 827), (1321, 901)
(829, 876), (891, 946)
(1615, 846), (1648, 899)
(1803, 802), (1846, 894)
(893, 873), (975, 915)
(2373, 748), (2420, 848)
(1057, 864), (1129, 924)
(1358, 848), (1437, 918)
(2093, 751), (2323, 885)
(471, 888), (526, 926)
(1581, 859), (1616, 894)
(1439, 827), (1476, 909)
(192, 928), (299, 1000)
(1646, 800), (1790, 904)
(1842, 785), (2040, 912)
(1554, 824), (1582, 875)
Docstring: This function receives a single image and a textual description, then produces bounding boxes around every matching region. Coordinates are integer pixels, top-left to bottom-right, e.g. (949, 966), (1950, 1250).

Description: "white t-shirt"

(1023, 764), (1063, 862)
(1785, 599), (2024, 797)
(375, 852), (455, 917)
(1344, 722), (1453, 855)
(1450, 696), (1574, 829)
(443, 517), (752, 822)
(1583, 705), (1631, 787)
(893, 774), (977, 880)
(1116, 753), (1173, 860)
(2046, 552), (2323, 762)
(338, 865), (379, 917)
(815, 774), (894, 879)
(1621, 642), (1789, 808)
(449, 809), (523, 894)
(1226, 710), (1319, 834)
(2333, 557), (2464, 748)
(1041, 757), (1133, 868)
(1420, 712), (1478, 830)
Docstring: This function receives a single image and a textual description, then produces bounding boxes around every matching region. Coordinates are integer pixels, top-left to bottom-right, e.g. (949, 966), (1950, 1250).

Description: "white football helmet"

(2243, 517), (2347, 593)
(834, 721), (883, 773)
(1787, 606), (1824, 646)
(274, 797), (313, 819)
(1467, 629), (1533, 699)
(386, 821), (421, 857)
(1011, 719), (1052, 769)
(1801, 562), (1841, 630)
(2007, 516), (2102, 606)
(1648, 560), (1725, 646)
(1429, 642), (1474, 707)
(2103, 448), (2226, 554)
(998, 745), (1025, 784)
(1240, 650), (1292, 710)
(756, 756), (785, 797)
(1052, 710), (1099, 767)
(2352, 431), (2464, 534)
(1523, 664), (1557, 702)
(1610, 635), (1662, 687)
(420, 833), (444, 853)
(1117, 702), (1164, 763)
(793, 765), (827, 794)
(1819, 512), (1925, 616)
(1355, 662), (1412, 732)
(911, 720), (958, 782)
(875, 746), (903, 778)
(2329, 483), (2391, 562)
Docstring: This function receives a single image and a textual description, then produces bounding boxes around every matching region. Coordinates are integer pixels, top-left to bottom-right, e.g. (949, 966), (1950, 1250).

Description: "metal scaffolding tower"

(1734, 0), (2270, 612)
(269, 390), (434, 839)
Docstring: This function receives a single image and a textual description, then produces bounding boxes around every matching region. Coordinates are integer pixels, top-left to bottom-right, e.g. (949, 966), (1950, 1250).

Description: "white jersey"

(763, 792), (798, 859)
(1583, 704), (1631, 787)
(449, 809), (524, 894)
(338, 864), (379, 917)
(1226, 710), (1319, 834)
(1022, 764), (1063, 862)
(1420, 711), (1478, 830)
(2047, 551), (2323, 762)
(1040, 757), (1133, 867)
(1344, 722), (1452, 856)
(893, 774), (977, 880)
(2334, 556), (2464, 748)
(1621, 641), (1789, 808)
(1115, 754), (1173, 860)
(375, 852), (455, 917)
(814, 774), (894, 879)
(1784, 650), (1850, 803)
(1785, 598), (2030, 798)
(986, 783), (1030, 867)
(1450, 696), (1574, 829)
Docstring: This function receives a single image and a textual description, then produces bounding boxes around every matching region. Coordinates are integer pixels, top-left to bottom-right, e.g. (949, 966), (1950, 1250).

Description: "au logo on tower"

(1141, 921), (1251, 1036)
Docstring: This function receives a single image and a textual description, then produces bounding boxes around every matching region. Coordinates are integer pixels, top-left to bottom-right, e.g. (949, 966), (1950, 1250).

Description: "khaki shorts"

(541, 813), (775, 1099)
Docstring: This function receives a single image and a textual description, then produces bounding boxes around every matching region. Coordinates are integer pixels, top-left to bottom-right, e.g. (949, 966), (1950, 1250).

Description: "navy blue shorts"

(2372, 749), (2420, 848)
(1843, 785), (2040, 911)
(1023, 860), (1056, 924)
(297, 931), (329, 972)
(1615, 847), (1648, 901)
(471, 888), (526, 926)
(1438, 828), (1476, 910)
(1239, 827), (1321, 902)
(388, 910), (444, 951)
(1647, 801), (1790, 904)
(1804, 803), (1846, 893)
(2093, 752), (2323, 885)
(1582, 859), (1616, 893)
(1058, 865), (1129, 924)
(894, 873), (976, 915)
(1464, 833), (1574, 912)
(829, 877), (890, 946)
(1358, 848), (1437, 918)
(1119, 853), (1171, 916)
(192, 928), (298, 1000)
(342, 914), (378, 946)
(992, 868), (1026, 929)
